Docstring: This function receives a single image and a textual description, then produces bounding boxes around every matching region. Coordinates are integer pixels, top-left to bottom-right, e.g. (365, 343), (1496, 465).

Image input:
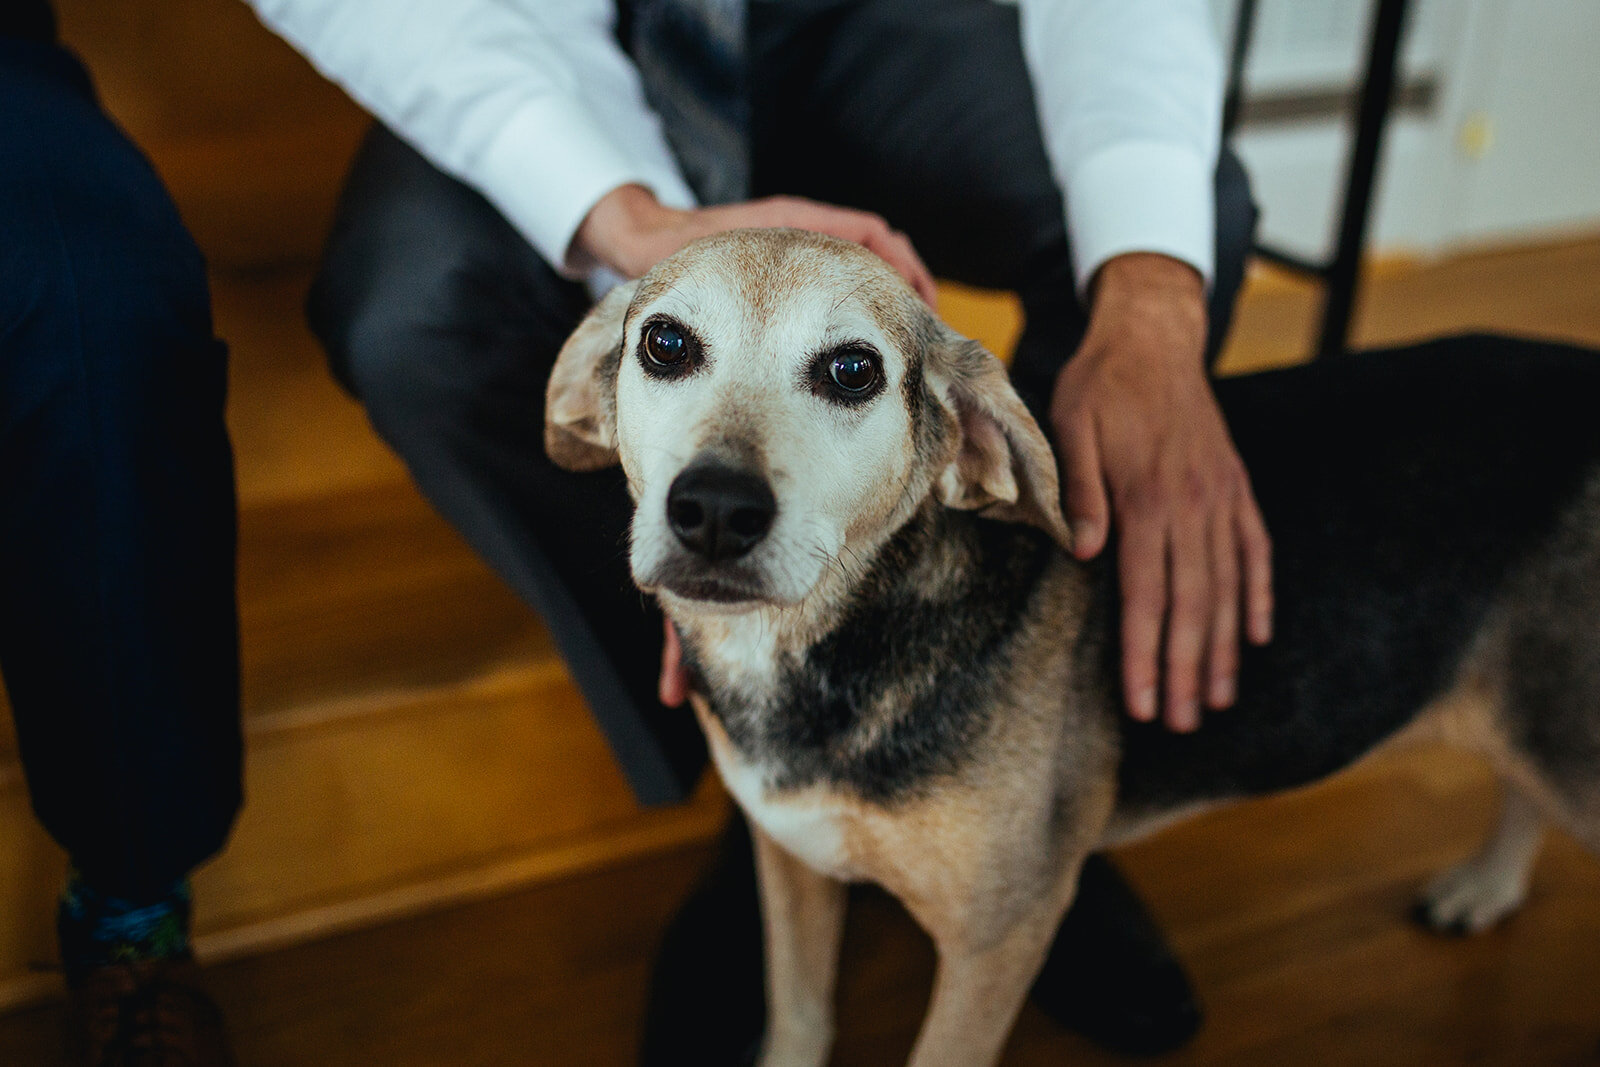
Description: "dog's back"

(1111, 334), (1600, 824)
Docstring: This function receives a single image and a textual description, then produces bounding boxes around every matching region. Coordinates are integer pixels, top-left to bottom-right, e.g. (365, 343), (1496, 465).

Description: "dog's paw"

(1413, 858), (1530, 935)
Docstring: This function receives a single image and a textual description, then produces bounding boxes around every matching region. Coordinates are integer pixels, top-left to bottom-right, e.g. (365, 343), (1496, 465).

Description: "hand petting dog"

(573, 182), (938, 308)
(575, 184), (1273, 732)
(1051, 252), (1273, 732)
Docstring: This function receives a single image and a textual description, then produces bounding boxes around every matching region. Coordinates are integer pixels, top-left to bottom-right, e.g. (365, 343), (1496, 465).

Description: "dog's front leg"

(905, 876), (1080, 1067)
(752, 823), (848, 1067)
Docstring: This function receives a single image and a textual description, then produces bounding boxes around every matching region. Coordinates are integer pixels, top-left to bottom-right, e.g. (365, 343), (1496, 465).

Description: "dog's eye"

(643, 322), (691, 369)
(828, 349), (880, 393)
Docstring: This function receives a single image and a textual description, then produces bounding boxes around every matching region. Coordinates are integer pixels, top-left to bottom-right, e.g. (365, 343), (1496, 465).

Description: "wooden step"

(0, 481), (558, 760)
(5, 743), (1600, 1065)
(237, 483), (558, 718)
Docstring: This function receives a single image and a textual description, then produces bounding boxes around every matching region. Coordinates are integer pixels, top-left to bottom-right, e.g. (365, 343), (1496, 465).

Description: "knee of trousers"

(2, 62), (220, 411)
(2, 219), (222, 430)
(307, 246), (495, 444)
(1216, 148), (1258, 276)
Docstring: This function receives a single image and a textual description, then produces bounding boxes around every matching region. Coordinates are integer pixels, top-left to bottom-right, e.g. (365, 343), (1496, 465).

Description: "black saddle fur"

(1118, 333), (1600, 808)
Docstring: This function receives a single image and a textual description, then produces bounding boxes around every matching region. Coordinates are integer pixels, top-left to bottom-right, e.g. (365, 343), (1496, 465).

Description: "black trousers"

(311, 0), (1257, 803)
(0, 32), (242, 899)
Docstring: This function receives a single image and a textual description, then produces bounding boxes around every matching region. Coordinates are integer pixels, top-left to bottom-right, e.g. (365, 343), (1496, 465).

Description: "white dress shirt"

(246, 0), (1221, 294)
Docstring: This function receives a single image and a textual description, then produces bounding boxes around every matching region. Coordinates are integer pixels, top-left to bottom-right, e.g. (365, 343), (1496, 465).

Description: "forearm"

(1086, 254), (1208, 358)
(1074, 254), (1211, 418)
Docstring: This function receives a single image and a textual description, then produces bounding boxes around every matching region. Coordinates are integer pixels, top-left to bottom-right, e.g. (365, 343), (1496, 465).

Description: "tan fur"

(935, 349), (1075, 552)
(545, 279), (637, 470)
(751, 826), (847, 1067)
(698, 668), (1113, 1067)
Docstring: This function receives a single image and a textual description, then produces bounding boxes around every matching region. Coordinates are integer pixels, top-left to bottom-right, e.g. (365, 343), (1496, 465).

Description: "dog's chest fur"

(683, 506), (1062, 804)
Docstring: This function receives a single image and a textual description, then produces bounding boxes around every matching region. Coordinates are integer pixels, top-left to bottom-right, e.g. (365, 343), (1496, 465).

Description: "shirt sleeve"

(1016, 0), (1224, 293)
(245, 0), (696, 275)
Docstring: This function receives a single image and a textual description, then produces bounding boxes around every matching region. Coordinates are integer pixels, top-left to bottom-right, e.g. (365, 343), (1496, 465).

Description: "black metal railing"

(1225, 0), (1413, 359)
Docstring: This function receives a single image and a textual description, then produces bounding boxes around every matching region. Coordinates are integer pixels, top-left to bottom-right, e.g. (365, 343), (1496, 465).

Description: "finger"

(1204, 505), (1241, 710)
(775, 198), (887, 246)
(658, 619), (688, 707)
(1236, 484), (1274, 645)
(1163, 510), (1210, 732)
(1058, 417), (1110, 560)
(1118, 512), (1166, 723)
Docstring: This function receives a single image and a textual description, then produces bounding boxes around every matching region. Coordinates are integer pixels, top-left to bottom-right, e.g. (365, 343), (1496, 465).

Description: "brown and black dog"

(547, 228), (1600, 1066)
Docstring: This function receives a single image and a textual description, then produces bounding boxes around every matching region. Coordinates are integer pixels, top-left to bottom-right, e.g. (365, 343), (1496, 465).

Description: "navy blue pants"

(0, 32), (241, 901)
(310, 0), (1258, 803)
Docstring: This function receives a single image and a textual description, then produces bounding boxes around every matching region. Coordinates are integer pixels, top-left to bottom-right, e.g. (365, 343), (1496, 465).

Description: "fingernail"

(1209, 676), (1235, 708)
(1174, 701), (1200, 732)
(1132, 688), (1157, 721)
(1072, 521), (1099, 556)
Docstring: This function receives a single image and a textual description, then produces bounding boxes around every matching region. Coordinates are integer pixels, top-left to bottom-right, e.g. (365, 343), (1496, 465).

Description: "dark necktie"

(626, 0), (750, 205)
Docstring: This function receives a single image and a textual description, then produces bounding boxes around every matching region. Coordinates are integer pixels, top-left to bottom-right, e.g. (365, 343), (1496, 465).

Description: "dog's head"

(546, 228), (1071, 615)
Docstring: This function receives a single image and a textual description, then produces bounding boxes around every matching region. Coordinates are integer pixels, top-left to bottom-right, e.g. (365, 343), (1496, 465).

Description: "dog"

(545, 228), (1600, 1066)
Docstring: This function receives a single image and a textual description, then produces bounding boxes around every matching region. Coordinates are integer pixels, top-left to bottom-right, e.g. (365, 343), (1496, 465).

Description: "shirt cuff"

(1064, 141), (1216, 296)
(474, 96), (695, 276)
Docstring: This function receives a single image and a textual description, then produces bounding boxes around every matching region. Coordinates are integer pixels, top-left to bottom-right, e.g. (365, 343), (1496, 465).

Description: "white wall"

(1217, 0), (1600, 259)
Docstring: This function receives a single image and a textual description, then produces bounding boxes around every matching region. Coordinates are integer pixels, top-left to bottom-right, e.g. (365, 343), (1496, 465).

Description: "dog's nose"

(666, 462), (777, 562)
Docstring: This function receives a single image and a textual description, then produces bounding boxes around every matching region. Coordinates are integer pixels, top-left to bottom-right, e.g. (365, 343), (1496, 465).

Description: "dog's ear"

(545, 280), (638, 471)
(927, 326), (1074, 553)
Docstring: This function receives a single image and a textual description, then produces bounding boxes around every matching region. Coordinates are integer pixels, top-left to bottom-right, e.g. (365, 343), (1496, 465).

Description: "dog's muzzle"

(666, 460), (776, 563)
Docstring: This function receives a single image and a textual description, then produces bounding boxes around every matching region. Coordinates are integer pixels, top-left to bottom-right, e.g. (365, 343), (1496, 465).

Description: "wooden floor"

(2, 745), (1598, 1065)
(3, 2), (1599, 1061)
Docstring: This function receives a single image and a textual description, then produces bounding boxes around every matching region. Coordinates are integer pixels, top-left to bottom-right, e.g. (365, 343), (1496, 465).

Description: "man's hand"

(572, 183), (938, 307)
(1050, 253), (1272, 732)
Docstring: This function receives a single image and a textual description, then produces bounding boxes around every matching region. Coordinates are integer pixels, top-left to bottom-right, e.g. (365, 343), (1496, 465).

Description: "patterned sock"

(57, 870), (193, 987)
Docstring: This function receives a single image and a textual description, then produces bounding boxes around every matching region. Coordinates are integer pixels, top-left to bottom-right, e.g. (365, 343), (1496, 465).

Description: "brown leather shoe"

(64, 955), (236, 1067)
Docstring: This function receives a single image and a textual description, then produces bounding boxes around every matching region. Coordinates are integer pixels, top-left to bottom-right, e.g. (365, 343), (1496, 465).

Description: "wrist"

(572, 183), (683, 278)
(1083, 253), (1208, 367)
(1091, 253), (1205, 319)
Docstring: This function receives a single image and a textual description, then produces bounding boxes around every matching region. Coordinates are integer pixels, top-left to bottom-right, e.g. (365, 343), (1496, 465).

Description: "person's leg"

(0, 22), (238, 1062)
(0, 31), (240, 939)
(744, 0), (1258, 1054)
(308, 125), (707, 806)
